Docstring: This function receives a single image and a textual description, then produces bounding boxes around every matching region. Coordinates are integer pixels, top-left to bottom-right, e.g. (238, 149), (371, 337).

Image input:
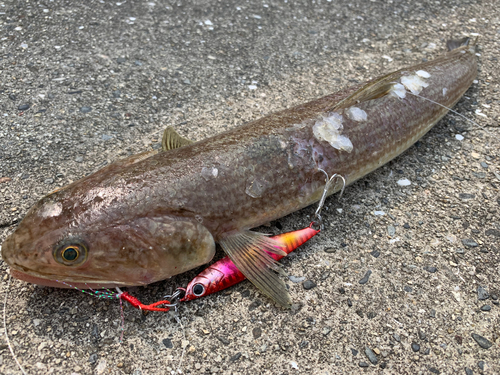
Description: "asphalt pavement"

(0, 0), (499, 374)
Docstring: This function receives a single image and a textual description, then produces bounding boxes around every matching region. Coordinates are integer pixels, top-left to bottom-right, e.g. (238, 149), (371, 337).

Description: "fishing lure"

(179, 223), (321, 302)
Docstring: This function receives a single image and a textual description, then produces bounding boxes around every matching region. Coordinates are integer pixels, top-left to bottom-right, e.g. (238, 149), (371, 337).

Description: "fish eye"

(192, 283), (205, 297)
(54, 240), (88, 266)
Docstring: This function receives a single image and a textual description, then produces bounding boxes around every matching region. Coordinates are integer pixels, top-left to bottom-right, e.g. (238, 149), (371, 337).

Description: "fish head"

(2, 185), (216, 289)
(180, 267), (226, 302)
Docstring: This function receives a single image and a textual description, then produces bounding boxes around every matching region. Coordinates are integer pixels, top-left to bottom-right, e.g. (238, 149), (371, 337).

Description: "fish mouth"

(9, 268), (132, 290)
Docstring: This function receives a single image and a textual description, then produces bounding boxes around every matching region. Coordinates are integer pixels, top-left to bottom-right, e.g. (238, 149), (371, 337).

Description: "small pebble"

(347, 298), (352, 307)
(18, 104), (30, 111)
(411, 343), (420, 352)
(477, 361), (485, 371)
(370, 250), (380, 258)
(418, 329), (426, 340)
(480, 162), (488, 169)
(471, 333), (493, 349)
(480, 305), (491, 311)
(351, 348), (358, 356)
(80, 106), (92, 113)
(387, 225), (396, 236)
(403, 223), (410, 229)
(252, 327), (261, 339)
(477, 286), (489, 300)
(230, 352), (241, 362)
(364, 346), (378, 365)
(359, 270), (372, 284)
(162, 338), (173, 349)
(116, 57), (127, 64)
(423, 266), (437, 273)
(462, 238), (478, 247)
(44, 178), (54, 184)
(303, 280), (317, 290)
(358, 361), (369, 368)
(393, 333), (401, 342)
(465, 367), (473, 375)
(9, 94), (16, 100)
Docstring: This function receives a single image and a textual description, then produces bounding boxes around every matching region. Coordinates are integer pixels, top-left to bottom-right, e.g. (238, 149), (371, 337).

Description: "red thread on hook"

(119, 292), (172, 312)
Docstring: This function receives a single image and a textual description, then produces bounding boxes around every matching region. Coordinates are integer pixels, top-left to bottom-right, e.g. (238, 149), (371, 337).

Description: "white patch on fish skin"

(39, 202), (63, 218)
(346, 106), (367, 122)
(390, 83), (407, 99)
(442, 87), (448, 96)
(416, 70), (431, 78)
(313, 113), (353, 153)
(201, 166), (218, 180)
(401, 74), (429, 95)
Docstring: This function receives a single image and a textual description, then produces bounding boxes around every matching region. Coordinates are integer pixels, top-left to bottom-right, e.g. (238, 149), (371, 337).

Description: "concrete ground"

(0, 0), (499, 374)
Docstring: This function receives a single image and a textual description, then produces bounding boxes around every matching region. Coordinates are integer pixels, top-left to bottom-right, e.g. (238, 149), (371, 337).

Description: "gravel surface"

(1, 0), (499, 374)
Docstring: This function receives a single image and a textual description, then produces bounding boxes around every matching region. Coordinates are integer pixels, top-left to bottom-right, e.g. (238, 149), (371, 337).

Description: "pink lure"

(180, 224), (320, 302)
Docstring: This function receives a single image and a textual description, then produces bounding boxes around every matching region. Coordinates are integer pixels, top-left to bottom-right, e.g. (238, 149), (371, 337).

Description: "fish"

(1, 38), (477, 308)
(180, 224), (320, 302)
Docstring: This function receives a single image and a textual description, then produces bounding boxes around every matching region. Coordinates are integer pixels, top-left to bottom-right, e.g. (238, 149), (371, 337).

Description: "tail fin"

(446, 37), (470, 51)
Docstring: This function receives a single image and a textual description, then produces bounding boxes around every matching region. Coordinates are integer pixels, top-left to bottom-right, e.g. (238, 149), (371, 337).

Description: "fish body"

(181, 225), (319, 302)
(2, 40), (477, 306)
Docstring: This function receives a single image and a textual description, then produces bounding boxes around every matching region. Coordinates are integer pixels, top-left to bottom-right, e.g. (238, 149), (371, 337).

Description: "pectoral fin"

(162, 126), (194, 151)
(219, 231), (291, 307)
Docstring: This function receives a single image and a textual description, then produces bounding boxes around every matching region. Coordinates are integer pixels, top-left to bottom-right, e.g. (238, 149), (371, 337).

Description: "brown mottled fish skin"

(2, 43), (476, 292)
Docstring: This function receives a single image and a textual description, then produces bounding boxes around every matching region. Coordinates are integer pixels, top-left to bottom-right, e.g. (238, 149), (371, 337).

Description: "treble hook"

(313, 169), (346, 230)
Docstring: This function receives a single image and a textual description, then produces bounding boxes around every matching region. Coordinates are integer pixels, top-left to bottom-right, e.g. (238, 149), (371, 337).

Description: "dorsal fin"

(161, 126), (194, 151)
(332, 72), (397, 111)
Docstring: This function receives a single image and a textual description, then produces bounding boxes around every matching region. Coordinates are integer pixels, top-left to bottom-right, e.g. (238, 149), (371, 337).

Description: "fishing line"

(3, 275), (27, 375)
(405, 91), (499, 142)
(173, 313), (187, 375)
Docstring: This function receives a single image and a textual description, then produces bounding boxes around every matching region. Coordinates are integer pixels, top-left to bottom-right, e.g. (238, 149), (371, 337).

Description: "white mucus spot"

(201, 167), (218, 180)
(313, 113), (353, 153)
(397, 178), (411, 186)
(389, 83), (406, 99)
(40, 202), (63, 218)
(346, 107), (367, 122)
(415, 70), (431, 78)
(442, 88), (448, 96)
(400, 74), (429, 95)
(455, 134), (464, 141)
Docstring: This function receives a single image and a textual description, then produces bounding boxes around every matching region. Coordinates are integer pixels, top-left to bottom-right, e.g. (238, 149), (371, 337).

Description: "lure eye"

(192, 283), (205, 297)
(54, 241), (88, 266)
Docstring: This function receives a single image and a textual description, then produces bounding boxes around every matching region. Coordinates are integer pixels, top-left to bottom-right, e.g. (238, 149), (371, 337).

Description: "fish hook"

(312, 169), (346, 230)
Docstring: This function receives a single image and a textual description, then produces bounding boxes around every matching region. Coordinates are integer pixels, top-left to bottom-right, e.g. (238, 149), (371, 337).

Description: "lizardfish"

(2, 38), (477, 307)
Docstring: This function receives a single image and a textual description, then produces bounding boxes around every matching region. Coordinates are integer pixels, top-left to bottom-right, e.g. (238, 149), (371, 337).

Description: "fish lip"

(8, 266), (131, 289)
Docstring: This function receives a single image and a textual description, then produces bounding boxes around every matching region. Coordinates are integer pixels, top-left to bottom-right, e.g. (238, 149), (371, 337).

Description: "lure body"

(180, 225), (320, 302)
(2, 40), (477, 306)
